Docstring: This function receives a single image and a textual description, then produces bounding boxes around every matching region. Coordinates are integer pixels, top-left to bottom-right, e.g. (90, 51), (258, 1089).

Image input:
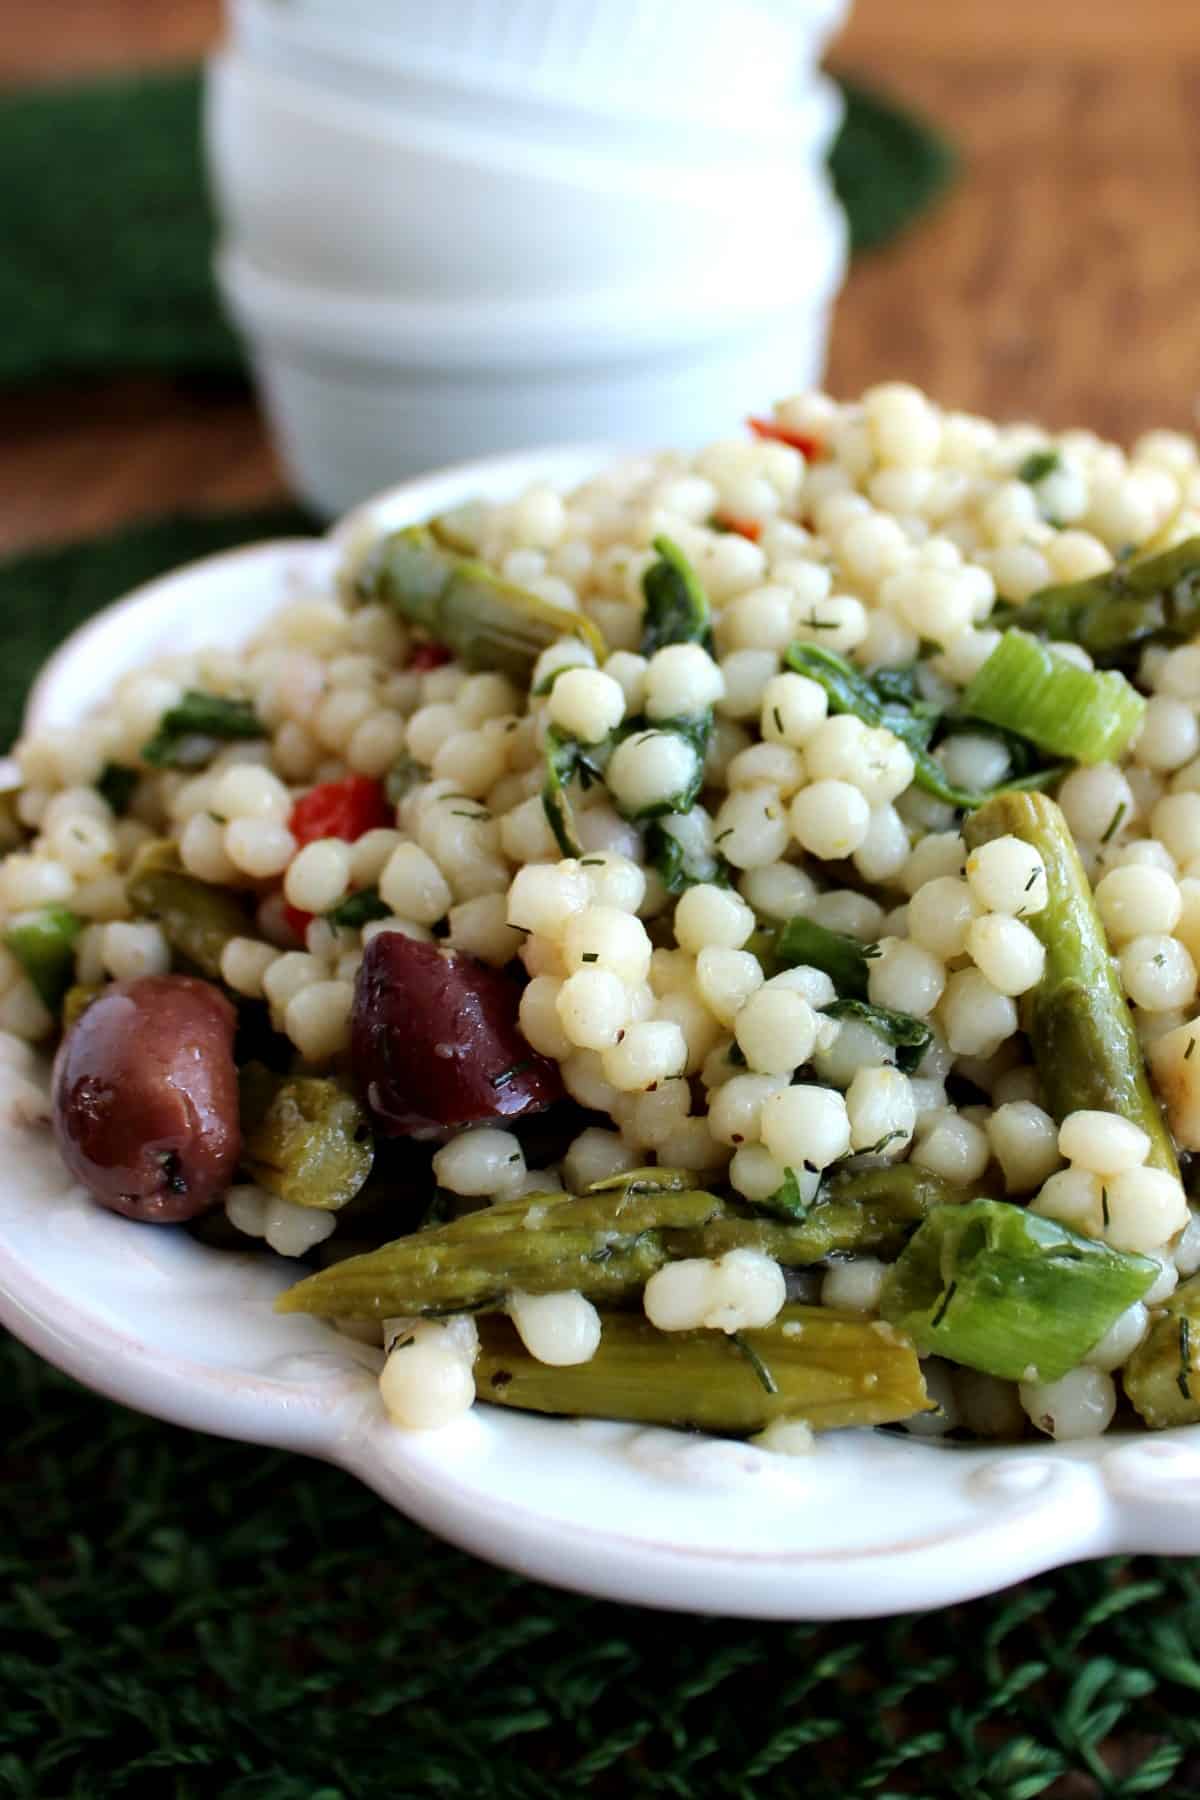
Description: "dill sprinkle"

(1180, 1316), (1193, 1401)
(931, 1281), (958, 1330)
(1100, 801), (1127, 845)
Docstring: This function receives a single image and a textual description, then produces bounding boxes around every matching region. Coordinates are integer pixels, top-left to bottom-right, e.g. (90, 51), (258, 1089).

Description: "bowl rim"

(8, 443), (1200, 1621)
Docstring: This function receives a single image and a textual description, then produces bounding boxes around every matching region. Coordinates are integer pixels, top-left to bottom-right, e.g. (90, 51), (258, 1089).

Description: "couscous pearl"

(845, 1066), (916, 1153)
(1056, 764), (1135, 844)
(964, 836), (1048, 915)
(506, 862), (590, 938)
(987, 1102), (1063, 1193)
(562, 906), (652, 984)
(937, 733), (1011, 794)
(606, 730), (700, 815)
(644, 644), (724, 720)
(726, 742), (806, 794)
(738, 863), (818, 921)
(1094, 864), (1182, 943)
(548, 668), (625, 743)
(1103, 1167), (1189, 1253)
(965, 913), (1045, 995)
(1058, 1110), (1150, 1175)
(225, 818), (297, 880)
(643, 1248), (785, 1333)
(1151, 793), (1200, 866)
(853, 805), (911, 884)
(262, 951), (326, 1013)
(707, 1073), (789, 1146)
(759, 1084), (850, 1170)
(210, 764), (291, 820)
(734, 988), (818, 1076)
(790, 780), (870, 859)
(1084, 1301), (1151, 1372)
(100, 921), (170, 982)
(910, 1111), (991, 1183)
(281, 979), (352, 1060)
(601, 1020), (688, 1091)
(518, 975), (574, 1060)
(760, 673), (828, 748)
(710, 788), (791, 870)
(908, 877), (980, 960)
(1020, 1368), (1116, 1441)
(674, 883), (755, 954)
(562, 1127), (639, 1191)
(179, 813), (238, 884)
(555, 967), (630, 1050)
(1134, 695), (1200, 772)
(433, 1128), (526, 1197)
(867, 938), (946, 1018)
(1036, 1166), (1108, 1238)
(939, 968), (1018, 1057)
(695, 947), (764, 1027)
(820, 1257), (887, 1315)
(379, 843), (453, 926)
(900, 831), (966, 896)
(508, 1291), (601, 1366)
(284, 839), (352, 914)
(718, 650), (780, 722)
(1120, 934), (1198, 1011)
(379, 1334), (476, 1431)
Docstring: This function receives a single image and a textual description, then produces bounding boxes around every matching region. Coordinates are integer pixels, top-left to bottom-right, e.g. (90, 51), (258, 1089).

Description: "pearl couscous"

(19, 388), (1200, 1447)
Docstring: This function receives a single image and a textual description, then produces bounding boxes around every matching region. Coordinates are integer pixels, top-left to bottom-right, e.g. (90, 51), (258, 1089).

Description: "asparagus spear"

(964, 791), (1179, 1176)
(355, 524), (605, 680)
(1010, 536), (1200, 667)
(239, 1063), (374, 1211)
(275, 1165), (956, 1321)
(1123, 1273), (1200, 1428)
(125, 839), (254, 982)
(880, 1198), (1158, 1383)
(4, 904), (82, 1012)
(474, 1305), (931, 1435)
(140, 691), (263, 769)
(961, 628), (1145, 763)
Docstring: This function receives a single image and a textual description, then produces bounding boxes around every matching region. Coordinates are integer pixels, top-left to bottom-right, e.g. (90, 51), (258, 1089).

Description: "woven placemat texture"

(0, 68), (956, 388)
(0, 510), (1196, 1800)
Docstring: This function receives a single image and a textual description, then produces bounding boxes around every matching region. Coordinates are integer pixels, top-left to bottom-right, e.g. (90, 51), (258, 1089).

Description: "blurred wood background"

(3, 0), (1200, 553)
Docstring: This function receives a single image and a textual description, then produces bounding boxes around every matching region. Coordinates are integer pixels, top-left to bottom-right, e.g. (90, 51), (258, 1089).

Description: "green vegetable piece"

(962, 628), (1146, 764)
(757, 1167), (812, 1223)
(125, 838), (252, 980)
(277, 1165), (954, 1321)
(276, 1186), (728, 1319)
(880, 1197), (1158, 1383)
(325, 887), (391, 931)
(5, 905), (83, 1012)
(786, 641), (1060, 810)
(587, 1167), (698, 1195)
(541, 725), (604, 858)
(821, 999), (932, 1075)
(965, 791), (1178, 1175)
(240, 1064), (373, 1211)
(773, 913), (872, 998)
(95, 761), (138, 815)
(140, 691), (262, 769)
(1011, 535), (1200, 667)
(385, 752), (427, 805)
(357, 524), (605, 680)
(474, 1304), (930, 1435)
(1017, 449), (1061, 485)
(645, 817), (730, 894)
(670, 1164), (957, 1265)
(1123, 1272), (1200, 1428)
(639, 535), (712, 656)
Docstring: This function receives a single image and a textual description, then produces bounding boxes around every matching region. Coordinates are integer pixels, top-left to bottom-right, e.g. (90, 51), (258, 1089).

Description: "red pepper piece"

(351, 931), (563, 1136)
(409, 640), (453, 671)
(747, 415), (824, 460)
(284, 775), (394, 939)
(714, 514), (763, 542)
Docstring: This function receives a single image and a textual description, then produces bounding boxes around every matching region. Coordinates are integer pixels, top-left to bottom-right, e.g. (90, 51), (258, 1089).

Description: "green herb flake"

(1179, 1315), (1193, 1401)
(1100, 801), (1127, 845)
(95, 761), (138, 815)
(730, 1332), (779, 1396)
(141, 690), (263, 769)
(325, 888), (391, 931)
(1018, 449), (1062, 485)
(930, 1280), (958, 1330)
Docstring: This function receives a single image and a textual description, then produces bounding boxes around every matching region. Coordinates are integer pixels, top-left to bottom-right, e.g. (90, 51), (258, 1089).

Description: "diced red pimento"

(409, 640), (453, 671)
(284, 774), (394, 940)
(747, 415), (824, 460)
(714, 515), (763, 542)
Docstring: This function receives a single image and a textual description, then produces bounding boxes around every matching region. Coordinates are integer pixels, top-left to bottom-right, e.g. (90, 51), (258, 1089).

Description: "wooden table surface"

(4, 0), (1200, 556)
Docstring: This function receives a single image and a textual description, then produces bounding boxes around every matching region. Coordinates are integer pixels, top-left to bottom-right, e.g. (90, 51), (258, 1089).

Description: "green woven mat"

(1, 512), (1199, 1799)
(0, 68), (956, 388)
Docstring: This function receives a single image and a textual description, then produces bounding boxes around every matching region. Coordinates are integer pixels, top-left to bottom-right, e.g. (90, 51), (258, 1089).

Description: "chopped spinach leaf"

(141, 691), (263, 769)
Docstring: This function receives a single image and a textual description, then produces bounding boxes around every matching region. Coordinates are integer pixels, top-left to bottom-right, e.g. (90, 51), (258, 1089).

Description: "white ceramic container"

(229, 0), (851, 118)
(5, 448), (1200, 1620)
(206, 51), (845, 300)
(216, 223), (846, 514)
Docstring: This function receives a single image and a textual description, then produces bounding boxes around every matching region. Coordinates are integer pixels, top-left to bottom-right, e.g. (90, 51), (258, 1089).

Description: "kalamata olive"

(351, 932), (563, 1136)
(52, 974), (241, 1222)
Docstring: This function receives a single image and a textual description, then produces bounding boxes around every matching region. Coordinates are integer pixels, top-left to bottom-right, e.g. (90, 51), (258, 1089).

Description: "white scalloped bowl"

(4, 445), (1200, 1621)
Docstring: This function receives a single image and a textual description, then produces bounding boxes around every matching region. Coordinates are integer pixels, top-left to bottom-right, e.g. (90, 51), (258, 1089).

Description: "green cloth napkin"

(0, 68), (956, 389)
(0, 510), (1196, 1799)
